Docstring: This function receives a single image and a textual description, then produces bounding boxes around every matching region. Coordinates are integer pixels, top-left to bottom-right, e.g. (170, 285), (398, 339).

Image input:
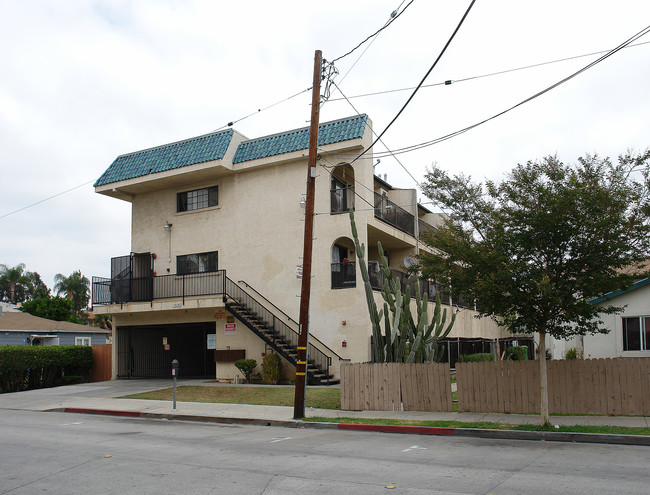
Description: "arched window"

(331, 238), (356, 289)
(330, 164), (355, 214)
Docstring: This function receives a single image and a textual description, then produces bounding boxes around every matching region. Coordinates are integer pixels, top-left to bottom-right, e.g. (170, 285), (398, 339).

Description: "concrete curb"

(55, 408), (650, 446)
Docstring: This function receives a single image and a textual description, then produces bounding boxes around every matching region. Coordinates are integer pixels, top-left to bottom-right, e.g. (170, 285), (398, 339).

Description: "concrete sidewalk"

(1, 378), (648, 445)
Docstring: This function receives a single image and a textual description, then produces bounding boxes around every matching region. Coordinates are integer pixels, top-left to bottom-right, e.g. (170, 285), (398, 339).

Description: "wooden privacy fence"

(456, 358), (650, 415)
(341, 363), (452, 412)
(90, 344), (112, 382)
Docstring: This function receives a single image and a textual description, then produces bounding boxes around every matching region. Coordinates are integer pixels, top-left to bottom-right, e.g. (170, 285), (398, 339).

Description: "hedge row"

(0, 345), (93, 393)
(458, 352), (495, 363)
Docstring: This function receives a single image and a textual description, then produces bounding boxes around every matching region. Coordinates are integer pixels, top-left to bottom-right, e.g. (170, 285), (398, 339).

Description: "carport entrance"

(117, 322), (214, 378)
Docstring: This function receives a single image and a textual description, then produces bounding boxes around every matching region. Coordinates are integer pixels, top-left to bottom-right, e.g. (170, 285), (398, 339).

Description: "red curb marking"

(64, 408), (142, 418)
(338, 423), (455, 436)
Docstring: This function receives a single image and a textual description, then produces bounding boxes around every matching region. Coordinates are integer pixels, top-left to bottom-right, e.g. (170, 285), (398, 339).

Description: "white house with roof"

(548, 278), (650, 359)
(92, 114), (512, 383)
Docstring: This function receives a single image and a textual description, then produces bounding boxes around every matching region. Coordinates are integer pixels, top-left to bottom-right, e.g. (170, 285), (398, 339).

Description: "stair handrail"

(225, 277), (331, 381)
(236, 279), (347, 362)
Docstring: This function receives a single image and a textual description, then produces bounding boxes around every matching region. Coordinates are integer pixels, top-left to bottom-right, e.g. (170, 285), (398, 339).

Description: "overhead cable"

(371, 24), (650, 158)
(351, 0), (478, 164)
(327, 40), (650, 102)
(329, 0), (414, 64)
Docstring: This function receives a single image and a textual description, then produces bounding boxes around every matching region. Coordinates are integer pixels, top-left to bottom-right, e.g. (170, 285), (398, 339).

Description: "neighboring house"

(0, 308), (109, 346)
(549, 278), (650, 359)
(0, 302), (20, 313)
(92, 114), (512, 382)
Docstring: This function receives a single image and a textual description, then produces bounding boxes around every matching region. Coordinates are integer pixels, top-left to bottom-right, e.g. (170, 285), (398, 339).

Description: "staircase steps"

(225, 298), (337, 385)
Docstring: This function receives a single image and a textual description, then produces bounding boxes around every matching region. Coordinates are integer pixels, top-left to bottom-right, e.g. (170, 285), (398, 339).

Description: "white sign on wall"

(207, 334), (216, 349)
(225, 323), (236, 335)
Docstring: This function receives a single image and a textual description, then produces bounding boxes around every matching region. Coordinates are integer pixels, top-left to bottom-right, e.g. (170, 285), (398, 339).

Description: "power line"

(370, 24), (650, 159)
(0, 180), (95, 220)
(329, 80), (423, 189)
(327, 40), (650, 102)
(212, 86), (313, 132)
(351, 0), (478, 164)
(329, 0), (414, 64)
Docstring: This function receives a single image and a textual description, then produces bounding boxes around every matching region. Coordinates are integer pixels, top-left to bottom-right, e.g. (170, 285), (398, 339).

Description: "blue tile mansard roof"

(94, 129), (235, 187)
(95, 114), (368, 187)
(232, 114), (368, 164)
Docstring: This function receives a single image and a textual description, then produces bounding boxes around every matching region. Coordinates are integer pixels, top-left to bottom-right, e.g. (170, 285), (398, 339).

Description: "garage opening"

(117, 322), (214, 378)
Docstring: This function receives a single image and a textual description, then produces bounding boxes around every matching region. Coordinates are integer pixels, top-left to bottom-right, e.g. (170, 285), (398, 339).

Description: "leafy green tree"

(0, 263), (29, 303)
(24, 271), (50, 300)
(19, 296), (82, 323)
(53, 270), (90, 313)
(419, 151), (650, 425)
(0, 266), (50, 303)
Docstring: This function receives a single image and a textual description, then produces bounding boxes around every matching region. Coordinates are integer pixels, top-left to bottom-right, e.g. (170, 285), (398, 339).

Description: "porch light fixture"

(300, 196), (306, 208)
(164, 221), (172, 230)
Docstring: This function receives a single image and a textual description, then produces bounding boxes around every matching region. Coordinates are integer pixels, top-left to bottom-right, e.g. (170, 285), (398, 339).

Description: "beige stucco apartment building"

(92, 115), (512, 383)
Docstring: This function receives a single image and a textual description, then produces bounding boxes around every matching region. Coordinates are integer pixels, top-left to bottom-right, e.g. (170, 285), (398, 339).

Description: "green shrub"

(506, 346), (528, 361)
(0, 345), (93, 393)
(261, 353), (282, 385)
(564, 347), (582, 360)
(234, 358), (257, 383)
(458, 352), (494, 363)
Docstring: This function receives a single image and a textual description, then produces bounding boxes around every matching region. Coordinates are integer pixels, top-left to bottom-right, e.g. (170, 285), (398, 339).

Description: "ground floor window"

(622, 316), (650, 351)
(75, 337), (91, 346)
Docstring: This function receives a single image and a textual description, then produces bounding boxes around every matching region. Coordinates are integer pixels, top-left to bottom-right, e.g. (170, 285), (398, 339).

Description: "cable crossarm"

(351, 0), (477, 164)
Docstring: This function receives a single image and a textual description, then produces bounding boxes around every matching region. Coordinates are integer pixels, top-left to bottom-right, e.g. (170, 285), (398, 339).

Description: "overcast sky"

(1, 0), (649, 294)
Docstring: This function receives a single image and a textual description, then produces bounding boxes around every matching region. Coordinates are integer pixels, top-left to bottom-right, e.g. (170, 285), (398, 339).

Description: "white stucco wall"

(549, 282), (650, 359)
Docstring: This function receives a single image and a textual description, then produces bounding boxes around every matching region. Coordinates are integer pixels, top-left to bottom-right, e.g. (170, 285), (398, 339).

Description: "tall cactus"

(350, 209), (456, 363)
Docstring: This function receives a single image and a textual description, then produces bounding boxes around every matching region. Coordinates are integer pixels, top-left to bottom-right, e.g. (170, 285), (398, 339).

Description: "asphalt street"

(0, 408), (648, 495)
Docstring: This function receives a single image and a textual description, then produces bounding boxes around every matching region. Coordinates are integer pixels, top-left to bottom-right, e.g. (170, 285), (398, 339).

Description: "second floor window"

(177, 251), (218, 275)
(177, 185), (218, 212)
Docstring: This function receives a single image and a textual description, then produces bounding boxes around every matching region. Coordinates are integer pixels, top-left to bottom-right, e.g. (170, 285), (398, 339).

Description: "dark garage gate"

(117, 322), (215, 378)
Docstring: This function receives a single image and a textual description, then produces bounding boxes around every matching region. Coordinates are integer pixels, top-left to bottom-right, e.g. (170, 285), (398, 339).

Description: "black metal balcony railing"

(331, 262), (356, 289)
(418, 218), (437, 238)
(374, 192), (415, 236)
(92, 271), (226, 305)
(367, 261), (464, 307)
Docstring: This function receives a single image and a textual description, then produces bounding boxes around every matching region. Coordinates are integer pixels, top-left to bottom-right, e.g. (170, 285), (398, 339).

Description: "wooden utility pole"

(293, 49), (322, 419)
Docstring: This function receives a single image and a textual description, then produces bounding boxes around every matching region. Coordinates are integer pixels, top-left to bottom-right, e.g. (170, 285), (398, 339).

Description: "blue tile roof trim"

(232, 114), (368, 164)
(94, 129), (235, 187)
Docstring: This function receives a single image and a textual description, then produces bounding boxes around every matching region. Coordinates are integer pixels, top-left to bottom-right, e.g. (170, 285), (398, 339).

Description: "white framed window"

(177, 185), (218, 212)
(75, 337), (91, 346)
(622, 316), (650, 351)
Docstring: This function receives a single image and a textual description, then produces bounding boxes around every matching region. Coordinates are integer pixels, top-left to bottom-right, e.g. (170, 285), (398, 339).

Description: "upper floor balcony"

(373, 192), (437, 239)
(92, 270), (226, 306)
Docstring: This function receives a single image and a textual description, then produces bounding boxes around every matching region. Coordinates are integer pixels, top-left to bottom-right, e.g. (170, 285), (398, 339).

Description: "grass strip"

(305, 416), (650, 436)
(120, 385), (341, 410)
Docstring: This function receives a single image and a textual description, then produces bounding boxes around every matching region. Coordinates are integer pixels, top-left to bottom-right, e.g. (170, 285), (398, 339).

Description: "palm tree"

(54, 270), (90, 313)
(0, 263), (29, 303)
